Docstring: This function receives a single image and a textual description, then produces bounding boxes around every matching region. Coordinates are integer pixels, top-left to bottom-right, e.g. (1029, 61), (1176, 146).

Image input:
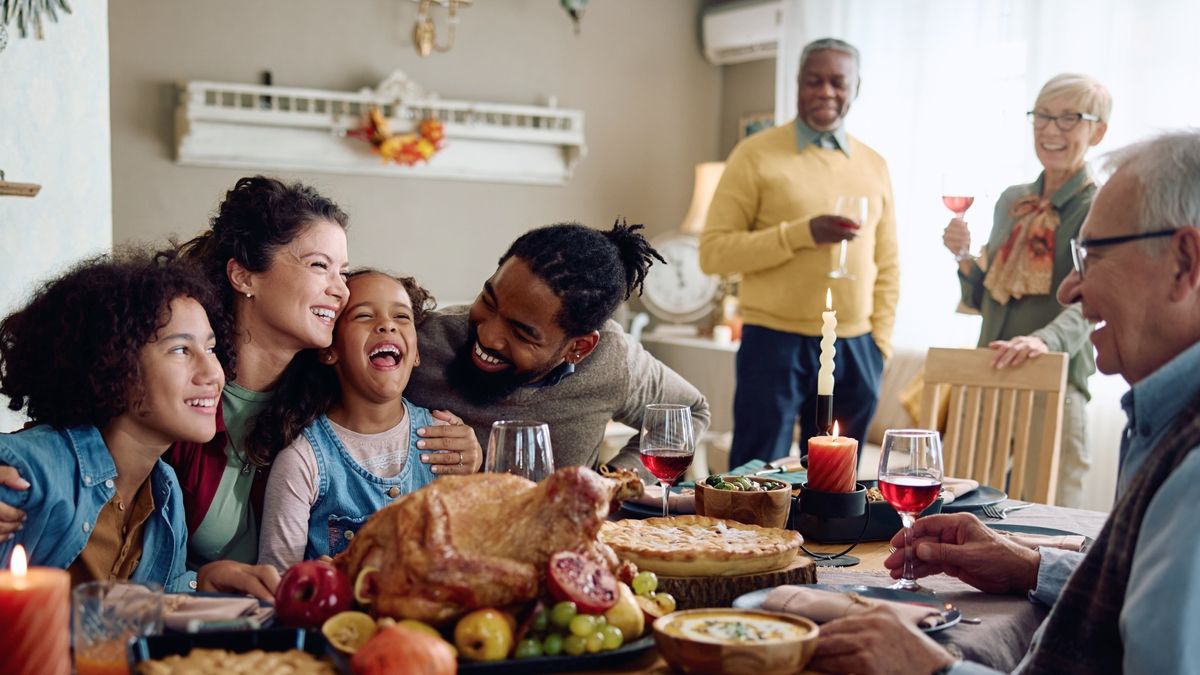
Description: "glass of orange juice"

(72, 581), (163, 675)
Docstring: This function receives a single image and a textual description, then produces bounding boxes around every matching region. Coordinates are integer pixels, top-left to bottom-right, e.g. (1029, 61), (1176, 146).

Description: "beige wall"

(108, 0), (720, 303)
(718, 58), (775, 159)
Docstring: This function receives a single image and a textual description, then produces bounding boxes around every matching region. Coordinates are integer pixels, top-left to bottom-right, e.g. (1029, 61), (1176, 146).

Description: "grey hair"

(799, 38), (860, 74)
(1102, 130), (1200, 250)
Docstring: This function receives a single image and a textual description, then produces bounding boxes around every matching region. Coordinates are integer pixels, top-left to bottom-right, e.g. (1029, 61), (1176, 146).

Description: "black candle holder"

(791, 482), (870, 567)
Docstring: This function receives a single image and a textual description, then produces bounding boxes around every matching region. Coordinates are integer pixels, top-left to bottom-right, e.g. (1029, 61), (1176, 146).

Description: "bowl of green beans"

(695, 474), (793, 529)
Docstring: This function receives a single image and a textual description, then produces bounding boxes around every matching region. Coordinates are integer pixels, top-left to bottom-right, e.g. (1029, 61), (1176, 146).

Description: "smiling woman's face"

(240, 219), (350, 352)
(1032, 96), (1107, 176)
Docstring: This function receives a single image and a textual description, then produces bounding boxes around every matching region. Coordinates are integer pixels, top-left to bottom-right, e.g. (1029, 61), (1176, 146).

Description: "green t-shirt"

(188, 382), (273, 567)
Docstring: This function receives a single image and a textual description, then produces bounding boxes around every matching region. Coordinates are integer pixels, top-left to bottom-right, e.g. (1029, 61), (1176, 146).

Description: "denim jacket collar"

(65, 426), (119, 487)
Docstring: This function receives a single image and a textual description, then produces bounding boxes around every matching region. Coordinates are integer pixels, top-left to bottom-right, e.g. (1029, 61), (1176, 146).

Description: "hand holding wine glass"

(878, 429), (944, 592)
(829, 195), (867, 280)
(485, 420), (555, 482)
(941, 174), (976, 261)
(639, 404), (696, 517)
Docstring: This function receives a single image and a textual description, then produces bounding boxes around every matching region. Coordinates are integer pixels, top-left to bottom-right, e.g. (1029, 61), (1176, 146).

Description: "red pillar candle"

(0, 546), (70, 675)
(807, 421), (859, 493)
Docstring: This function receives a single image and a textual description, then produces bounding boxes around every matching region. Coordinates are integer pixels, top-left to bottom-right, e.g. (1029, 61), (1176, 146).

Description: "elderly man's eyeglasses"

(1027, 111), (1100, 132)
(1069, 229), (1177, 277)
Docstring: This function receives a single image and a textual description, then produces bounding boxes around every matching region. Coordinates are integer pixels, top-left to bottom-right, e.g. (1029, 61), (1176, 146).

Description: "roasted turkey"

(335, 466), (643, 625)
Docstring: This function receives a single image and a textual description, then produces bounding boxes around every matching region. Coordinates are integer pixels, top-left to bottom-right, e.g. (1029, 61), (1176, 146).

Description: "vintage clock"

(641, 233), (721, 324)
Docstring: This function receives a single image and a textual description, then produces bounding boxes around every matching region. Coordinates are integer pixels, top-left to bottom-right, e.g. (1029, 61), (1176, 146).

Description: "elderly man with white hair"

(810, 130), (1200, 675)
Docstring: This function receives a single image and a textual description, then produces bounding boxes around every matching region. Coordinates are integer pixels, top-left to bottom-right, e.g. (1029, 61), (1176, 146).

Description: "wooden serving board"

(656, 557), (816, 610)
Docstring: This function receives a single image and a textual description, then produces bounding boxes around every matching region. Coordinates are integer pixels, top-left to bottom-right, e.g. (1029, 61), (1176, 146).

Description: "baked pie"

(599, 515), (803, 577)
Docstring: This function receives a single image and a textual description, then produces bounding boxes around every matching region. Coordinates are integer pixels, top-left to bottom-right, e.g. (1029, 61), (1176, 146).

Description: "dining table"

(582, 498), (1108, 674)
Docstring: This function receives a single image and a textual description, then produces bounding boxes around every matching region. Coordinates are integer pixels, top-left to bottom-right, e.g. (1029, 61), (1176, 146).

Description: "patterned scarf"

(1024, 388), (1200, 674)
(981, 195), (1060, 304)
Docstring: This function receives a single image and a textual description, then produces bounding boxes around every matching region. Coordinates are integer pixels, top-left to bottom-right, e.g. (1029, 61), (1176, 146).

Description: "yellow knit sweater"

(699, 121), (900, 358)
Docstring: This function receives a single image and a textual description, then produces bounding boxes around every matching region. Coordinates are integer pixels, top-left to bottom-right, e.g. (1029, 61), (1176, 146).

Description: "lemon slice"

(322, 610), (378, 653)
(354, 565), (380, 605)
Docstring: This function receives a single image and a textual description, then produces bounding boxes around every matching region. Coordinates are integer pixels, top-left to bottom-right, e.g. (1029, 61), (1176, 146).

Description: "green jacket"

(958, 168), (1096, 399)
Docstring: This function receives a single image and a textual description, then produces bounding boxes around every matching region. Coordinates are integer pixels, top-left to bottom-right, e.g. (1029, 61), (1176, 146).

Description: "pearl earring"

(244, 292), (252, 299)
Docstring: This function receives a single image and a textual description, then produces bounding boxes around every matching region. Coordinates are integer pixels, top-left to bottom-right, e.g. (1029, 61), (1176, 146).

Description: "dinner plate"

(731, 584), (962, 634)
(988, 522), (1093, 546)
(459, 634), (656, 673)
(941, 485), (1007, 513)
(619, 486), (692, 519)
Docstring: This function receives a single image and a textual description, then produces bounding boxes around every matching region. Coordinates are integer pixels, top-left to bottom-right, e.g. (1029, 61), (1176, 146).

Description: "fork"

(982, 503), (1033, 519)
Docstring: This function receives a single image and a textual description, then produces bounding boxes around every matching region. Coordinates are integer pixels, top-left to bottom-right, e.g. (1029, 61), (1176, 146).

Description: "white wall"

(0, 1), (112, 431)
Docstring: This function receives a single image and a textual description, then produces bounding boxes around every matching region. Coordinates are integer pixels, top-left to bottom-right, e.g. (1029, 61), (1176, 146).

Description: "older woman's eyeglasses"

(1069, 229), (1177, 277)
(1027, 111), (1101, 132)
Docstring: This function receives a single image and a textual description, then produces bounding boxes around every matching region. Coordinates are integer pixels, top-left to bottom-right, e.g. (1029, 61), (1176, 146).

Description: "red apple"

(274, 560), (354, 628)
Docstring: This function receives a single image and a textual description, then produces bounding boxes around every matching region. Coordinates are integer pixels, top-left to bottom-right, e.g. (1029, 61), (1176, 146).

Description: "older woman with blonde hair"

(943, 73), (1111, 507)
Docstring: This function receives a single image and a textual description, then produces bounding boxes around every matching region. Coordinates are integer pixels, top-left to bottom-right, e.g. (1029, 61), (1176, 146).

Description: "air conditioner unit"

(701, 0), (782, 65)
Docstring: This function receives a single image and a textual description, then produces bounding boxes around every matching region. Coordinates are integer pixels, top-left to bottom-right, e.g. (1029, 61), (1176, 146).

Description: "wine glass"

(639, 404), (696, 517)
(941, 174), (976, 261)
(878, 429), (944, 592)
(829, 195), (867, 280)
(485, 420), (555, 482)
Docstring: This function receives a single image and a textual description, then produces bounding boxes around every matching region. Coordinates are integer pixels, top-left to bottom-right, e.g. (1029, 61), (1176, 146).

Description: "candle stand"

(792, 482), (870, 567)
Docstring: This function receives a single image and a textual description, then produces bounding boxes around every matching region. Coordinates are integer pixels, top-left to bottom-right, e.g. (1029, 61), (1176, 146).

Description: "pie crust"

(599, 515), (803, 577)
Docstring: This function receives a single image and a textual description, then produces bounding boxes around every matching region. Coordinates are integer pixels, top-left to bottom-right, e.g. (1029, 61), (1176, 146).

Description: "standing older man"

(809, 131), (1200, 674)
(700, 38), (899, 467)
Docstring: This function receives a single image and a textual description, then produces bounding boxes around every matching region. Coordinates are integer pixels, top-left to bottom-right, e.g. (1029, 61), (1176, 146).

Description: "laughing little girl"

(258, 270), (475, 572)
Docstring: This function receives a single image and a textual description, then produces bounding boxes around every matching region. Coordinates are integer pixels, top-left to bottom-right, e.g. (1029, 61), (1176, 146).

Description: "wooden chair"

(919, 347), (1068, 505)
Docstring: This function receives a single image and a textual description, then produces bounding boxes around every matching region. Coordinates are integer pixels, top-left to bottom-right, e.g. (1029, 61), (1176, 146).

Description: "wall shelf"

(174, 80), (587, 185)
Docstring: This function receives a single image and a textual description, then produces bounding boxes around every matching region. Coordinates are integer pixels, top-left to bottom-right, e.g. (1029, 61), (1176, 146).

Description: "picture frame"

(738, 112), (775, 140)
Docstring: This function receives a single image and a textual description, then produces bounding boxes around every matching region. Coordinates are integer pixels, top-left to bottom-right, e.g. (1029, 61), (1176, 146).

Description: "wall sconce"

(413, 0), (470, 58)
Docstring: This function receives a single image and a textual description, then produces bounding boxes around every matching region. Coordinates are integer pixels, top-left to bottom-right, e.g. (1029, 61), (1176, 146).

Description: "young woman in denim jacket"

(255, 271), (464, 573)
(0, 251), (247, 592)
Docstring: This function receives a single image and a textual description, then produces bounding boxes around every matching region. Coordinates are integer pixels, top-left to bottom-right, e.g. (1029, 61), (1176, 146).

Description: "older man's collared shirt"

(793, 117), (850, 157)
(953, 340), (1200, 674)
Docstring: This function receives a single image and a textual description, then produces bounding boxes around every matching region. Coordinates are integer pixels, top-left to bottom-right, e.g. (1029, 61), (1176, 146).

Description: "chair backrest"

(920, 348), (1068, 505)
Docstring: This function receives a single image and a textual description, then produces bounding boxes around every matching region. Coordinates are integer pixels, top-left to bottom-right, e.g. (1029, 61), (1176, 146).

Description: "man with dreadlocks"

(406, 220), (711, 474)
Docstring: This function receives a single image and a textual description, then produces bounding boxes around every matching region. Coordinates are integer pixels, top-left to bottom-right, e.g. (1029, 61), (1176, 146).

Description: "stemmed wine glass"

(485, 420), (555, 482)
(829, 195), (867, 280)
(941, 174), (976, 261)
(639, 404), (695, 517)
(878, 429), (944, 592)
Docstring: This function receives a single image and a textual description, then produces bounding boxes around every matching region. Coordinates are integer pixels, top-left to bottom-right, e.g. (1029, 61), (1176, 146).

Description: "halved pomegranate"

(546, 551), (619, 614)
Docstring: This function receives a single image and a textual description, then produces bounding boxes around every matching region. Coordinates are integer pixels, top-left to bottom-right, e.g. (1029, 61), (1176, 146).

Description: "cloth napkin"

(762, 585), (944, 629)
(994, 530), (1086, 552)
(162, 594), (275, 632)
(680, 458), (807, 488)
(940, 477), (980, 505)
(628, 485), (696, 514)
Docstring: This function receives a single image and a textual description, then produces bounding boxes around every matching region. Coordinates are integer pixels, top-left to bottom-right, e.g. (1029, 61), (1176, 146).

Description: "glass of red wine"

(941, 174), (976, 261)
(878, 429), (944, 592)
(639, 404), (696, 517)
(485, 420), (555, 482)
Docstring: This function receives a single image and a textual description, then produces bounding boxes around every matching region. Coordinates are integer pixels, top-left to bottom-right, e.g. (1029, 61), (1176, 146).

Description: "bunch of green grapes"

(631, 570), (677, 613)
(513, 601), (625, 659)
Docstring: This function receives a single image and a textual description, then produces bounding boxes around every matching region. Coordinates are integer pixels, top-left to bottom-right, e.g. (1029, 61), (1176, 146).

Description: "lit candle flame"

(11, 544), (26, 577)
(825, 288), (832, 310)
(832, 420), (840, 437)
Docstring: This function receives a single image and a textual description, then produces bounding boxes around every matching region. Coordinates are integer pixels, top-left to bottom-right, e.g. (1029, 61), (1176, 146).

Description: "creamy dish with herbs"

(662, 611), (810, 644)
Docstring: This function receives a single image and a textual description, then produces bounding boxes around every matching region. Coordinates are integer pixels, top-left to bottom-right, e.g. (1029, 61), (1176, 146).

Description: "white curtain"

(772, 0), (1200, 509)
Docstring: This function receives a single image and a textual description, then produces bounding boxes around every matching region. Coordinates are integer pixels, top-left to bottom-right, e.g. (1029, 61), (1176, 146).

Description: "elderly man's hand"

(943, 217), (971, 256)
(811, 606), (958, 674)
(810, 215), (860, 244)
(0, 466), (29, 542)
(418, 410), (483, 475)
(989, 335), (1049, 369)
(884, 512), (1041, 595)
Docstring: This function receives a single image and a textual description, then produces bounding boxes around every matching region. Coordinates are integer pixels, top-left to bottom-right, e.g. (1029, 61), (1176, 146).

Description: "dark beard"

(446, 326), (546, 405)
